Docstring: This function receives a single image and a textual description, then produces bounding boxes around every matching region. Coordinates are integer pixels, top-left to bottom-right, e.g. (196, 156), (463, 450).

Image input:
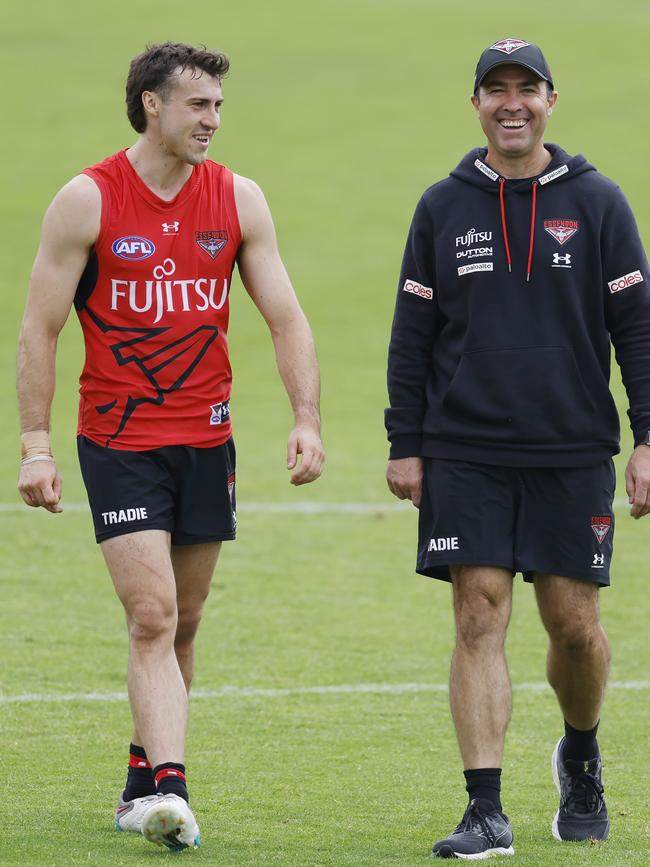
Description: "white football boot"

(141, 793), (201, 851)
(115, 794), (160, 833)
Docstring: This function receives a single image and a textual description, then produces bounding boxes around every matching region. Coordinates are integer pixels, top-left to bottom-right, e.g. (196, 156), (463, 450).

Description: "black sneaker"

(551, 737), (610, 841)
(432, 798), (514, 859)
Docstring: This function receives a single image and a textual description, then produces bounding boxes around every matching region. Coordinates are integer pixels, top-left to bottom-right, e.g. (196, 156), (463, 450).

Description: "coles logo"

(608, 270), (644, 294)
(402, 279), (433, 300)
(112, 236), (156, 261)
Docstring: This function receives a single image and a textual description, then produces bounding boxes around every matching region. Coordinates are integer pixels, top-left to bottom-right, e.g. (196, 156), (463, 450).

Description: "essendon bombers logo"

(544, 219), (579, 246)
(591, 516), (612, 545)
(489, 39), (530, 55)
(196, 230), (228, 260)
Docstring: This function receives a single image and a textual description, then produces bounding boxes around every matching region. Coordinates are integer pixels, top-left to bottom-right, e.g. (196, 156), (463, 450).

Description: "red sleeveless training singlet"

(75, 150), (242, 450)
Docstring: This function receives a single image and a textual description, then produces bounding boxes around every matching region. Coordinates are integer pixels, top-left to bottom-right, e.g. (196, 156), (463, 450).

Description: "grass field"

(2, 0), (650, 864)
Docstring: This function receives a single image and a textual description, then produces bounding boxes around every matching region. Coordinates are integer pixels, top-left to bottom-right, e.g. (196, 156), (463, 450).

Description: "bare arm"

(234, 175), (324, 485)
(17, 174), (100, 511)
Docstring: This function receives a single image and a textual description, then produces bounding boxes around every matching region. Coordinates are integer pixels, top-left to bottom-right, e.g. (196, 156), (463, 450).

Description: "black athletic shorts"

(417, 458), (615, 586)
(77, 436), (237, 545)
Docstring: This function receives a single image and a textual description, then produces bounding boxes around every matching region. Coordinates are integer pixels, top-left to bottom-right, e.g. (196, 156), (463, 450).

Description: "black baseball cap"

(474, 38), (554, 92)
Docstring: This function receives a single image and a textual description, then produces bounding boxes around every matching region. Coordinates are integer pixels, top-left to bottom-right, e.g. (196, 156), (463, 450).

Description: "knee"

(454, 587), (510, 648)
(175, 605), (204, 649)
(128, 599), (177, 645)
(543, 613), (604, 656)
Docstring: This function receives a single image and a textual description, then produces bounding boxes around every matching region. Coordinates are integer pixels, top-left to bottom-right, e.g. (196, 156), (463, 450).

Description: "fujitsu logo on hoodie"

(456, 228), (493, 247)
(456, 227), (493, 260)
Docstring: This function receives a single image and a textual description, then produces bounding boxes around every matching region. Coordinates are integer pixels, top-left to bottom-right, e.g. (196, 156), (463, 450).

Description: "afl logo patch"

(112, 236), (156, 260)
(209, 399), (230, 425)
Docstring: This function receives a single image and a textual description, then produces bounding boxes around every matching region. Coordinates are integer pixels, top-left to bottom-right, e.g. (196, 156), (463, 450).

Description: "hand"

(287, 424), (325, 485)
(625, 445), (650, 519)
(18, 459), (63, 513)
(386, 457), (424, 508)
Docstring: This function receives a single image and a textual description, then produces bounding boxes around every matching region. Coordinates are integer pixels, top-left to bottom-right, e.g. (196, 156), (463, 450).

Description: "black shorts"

(77, 436), (237, 545)
(417, 458), (615, 586)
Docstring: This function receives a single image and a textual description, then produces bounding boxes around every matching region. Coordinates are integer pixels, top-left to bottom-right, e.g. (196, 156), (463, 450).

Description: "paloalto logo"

(110, 258), (229, 323)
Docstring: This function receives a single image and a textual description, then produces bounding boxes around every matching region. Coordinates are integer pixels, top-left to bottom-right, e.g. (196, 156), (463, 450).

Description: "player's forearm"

(270, 314), (321, 430)
(16, 325), (58, 434)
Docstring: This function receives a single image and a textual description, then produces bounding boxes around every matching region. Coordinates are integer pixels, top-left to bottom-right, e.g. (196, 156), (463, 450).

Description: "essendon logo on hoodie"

(544, 219), (579, 246)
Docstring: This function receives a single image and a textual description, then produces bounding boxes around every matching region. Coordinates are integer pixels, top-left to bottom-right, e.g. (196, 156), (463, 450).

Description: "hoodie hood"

(450, 144), (595, 191)
(449, 144), (595, 280)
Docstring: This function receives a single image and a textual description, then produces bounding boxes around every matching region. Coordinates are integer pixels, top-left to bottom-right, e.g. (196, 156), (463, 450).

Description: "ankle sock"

(122, 743), (156, 800)
(464, 768), (502, 812)
(563, 719), (599, 762)
(153, 762), (189, 802)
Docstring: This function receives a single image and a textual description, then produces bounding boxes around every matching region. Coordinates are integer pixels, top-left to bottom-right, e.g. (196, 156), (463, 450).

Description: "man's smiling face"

(471, 65), (557, 164)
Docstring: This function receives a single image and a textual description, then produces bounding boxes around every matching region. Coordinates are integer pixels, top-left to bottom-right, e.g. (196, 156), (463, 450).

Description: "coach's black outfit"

(386, 144), (650, 583)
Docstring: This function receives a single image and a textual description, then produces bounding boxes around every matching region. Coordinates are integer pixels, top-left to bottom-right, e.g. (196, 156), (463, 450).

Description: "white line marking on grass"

(2, 680), (648, 704)
(1, 502), (404, 514)
(0, 502), (92, 513)
(0, 497), (632, 514)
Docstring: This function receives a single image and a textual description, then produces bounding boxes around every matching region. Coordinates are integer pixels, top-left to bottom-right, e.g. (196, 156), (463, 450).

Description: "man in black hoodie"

(386, 38), (650, 859)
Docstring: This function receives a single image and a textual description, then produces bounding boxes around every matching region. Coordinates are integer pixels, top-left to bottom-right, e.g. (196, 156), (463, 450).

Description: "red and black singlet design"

(75, 150), (242, 450)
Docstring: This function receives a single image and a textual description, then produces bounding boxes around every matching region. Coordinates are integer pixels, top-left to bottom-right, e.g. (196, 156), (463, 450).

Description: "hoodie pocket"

(439, 346), (598, 444)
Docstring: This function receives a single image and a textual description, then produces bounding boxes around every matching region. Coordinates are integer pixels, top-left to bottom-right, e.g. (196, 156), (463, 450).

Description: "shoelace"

(563, 771), (605, 814)
(454, 801), (498, 845)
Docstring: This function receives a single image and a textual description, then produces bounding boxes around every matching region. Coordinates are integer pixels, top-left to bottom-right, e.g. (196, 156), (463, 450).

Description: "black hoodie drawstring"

(499, 177), (538, 281)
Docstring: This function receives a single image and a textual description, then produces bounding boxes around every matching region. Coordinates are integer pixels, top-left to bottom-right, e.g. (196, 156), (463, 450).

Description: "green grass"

(3, 511), (650, 864)
(3, 0), (650, 863)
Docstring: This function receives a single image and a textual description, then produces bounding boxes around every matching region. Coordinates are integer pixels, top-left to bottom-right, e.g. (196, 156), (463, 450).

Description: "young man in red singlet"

(17, 42), (324, 853)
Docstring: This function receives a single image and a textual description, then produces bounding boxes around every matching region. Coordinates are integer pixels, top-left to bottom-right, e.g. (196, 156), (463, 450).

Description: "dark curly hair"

(126, 42), (230, 133)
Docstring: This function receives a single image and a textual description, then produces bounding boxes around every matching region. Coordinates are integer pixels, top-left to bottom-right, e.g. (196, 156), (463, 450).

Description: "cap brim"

(475, 60), (553, 91)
